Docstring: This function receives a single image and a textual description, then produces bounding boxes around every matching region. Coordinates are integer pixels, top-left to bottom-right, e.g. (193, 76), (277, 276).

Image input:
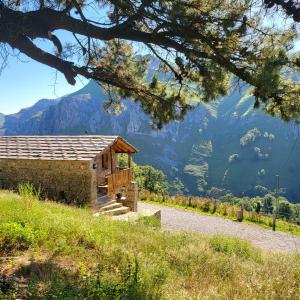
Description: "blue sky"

(0, 49), (88, 115)
(0, 27), (90, 115)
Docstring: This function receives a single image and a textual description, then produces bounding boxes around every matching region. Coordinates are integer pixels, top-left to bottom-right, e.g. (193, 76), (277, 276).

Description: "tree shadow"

(1, 256), (162, 299)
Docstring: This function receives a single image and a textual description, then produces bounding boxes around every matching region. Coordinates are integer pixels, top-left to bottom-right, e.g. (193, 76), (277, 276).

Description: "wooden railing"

(107, 168), (132, 197)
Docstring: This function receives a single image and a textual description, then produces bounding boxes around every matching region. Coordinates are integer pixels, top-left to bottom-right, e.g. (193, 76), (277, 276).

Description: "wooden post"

(237, 207), (244, 222)
(272, 213), (276, 231)
(110, 148), (113, 174)
(128, 153), (132, 169)
(273, 175), (280, 231)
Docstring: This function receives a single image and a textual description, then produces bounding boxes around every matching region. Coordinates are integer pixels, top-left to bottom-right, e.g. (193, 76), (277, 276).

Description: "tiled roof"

(0, 136), (137, 161)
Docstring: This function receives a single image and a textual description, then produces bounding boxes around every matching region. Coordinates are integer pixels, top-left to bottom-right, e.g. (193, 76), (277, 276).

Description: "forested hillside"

(1, 81), (300, 201)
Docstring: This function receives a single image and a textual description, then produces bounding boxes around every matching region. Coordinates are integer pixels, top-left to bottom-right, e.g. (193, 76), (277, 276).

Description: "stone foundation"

(117, 182), (138, 212)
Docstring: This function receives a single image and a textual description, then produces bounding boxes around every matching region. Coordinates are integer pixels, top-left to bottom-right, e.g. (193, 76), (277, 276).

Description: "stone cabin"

(0, 136), (138, 211)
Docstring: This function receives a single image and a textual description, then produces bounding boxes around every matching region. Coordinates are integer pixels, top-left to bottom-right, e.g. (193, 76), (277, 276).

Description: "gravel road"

(138, 202), (300, 253)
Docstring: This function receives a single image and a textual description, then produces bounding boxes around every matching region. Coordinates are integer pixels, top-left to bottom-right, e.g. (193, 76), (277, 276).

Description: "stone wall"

(116, 182), (138, 212)
(0, 159), (95, 206)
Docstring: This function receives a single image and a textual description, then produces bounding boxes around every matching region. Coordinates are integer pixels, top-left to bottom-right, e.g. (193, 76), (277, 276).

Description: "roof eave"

(115, 136), (139, 153)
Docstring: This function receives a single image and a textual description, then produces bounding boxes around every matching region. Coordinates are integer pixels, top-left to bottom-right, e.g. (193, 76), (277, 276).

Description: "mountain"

(0, 113), (4, 135)
(2, 98), (59, 135)
(1, 81), (300, 202)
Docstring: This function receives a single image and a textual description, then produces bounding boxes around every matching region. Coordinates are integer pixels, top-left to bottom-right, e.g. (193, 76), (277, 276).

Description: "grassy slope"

(0, 191), (300, 299)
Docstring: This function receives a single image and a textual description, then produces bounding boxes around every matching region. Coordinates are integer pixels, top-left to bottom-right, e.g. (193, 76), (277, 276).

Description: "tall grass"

(0, 190), (300, 299)
(140, 191), (300, 236)
(17, 183), (42, 209)
(209, 235), (261, 260)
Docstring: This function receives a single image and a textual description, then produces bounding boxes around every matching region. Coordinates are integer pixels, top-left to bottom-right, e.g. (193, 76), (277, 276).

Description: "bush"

(246, 212), (262, 224)
(278, 201), (293, 221)
(254, 185), (268, 196)
(0, 222), (36, 254)
(262, 194), (275, 214)
(202, 199), (211, 212)
(133, 165), (169, 194)
(257, 169), (266, 177)
(206, 187), (229, 198)
(240, 128), (261, 147)
(221, 203), (229, 216)
(263, 132), (275, 141)
(169, 178), (185, 195)
(254, 147), (269, 160)
(228, 154), (239, 164)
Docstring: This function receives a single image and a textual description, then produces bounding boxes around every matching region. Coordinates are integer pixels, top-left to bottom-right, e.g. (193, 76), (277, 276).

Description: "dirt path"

(138, 202), (300, 253)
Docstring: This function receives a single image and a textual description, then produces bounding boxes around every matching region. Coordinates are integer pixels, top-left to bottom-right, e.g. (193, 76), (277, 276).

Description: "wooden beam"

(128, 153), (132, 168)
(110, 147), (114, 174)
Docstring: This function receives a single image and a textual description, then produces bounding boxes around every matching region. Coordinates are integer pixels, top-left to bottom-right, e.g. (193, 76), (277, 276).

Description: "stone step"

(100, 202), (122, 212)
(95, 199), (116, 208)
(97, 194), (112, 202)
(98, 185), (108, 194)
(101, 206), (130, 216)
(98, 184), (108, 187)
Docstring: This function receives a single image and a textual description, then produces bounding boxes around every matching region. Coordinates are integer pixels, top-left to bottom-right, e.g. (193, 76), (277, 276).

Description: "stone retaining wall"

(0, 159), (95, 206)
(115, 182), (138, 212)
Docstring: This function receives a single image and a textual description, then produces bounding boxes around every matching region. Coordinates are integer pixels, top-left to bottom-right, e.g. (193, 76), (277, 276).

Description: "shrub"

(254, 185), (268, 196)
(240, 128), (261, 147)
(202, 199), (211, 212)
(169, 177), (185, 195)
(135, 165), (169, 194)
(0, 276), (16, 298)
(263, 132), (275, 141)
(278, 201), (293, 221)
(254, 148), (269, 160)
(228, 154), (239, 164)
(221, 203), (229, 216)
(262, 194), (275, 214)
(257, 169), (266, 177)
(0, 222), (36, 254)
(211, 200), (218, 214)
(246, 212), (267, 225)
(206, 187), (229, 198)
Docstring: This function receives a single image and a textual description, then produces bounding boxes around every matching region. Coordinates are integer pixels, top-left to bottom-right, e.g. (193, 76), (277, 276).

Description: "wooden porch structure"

(95, 137), (138, 212)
